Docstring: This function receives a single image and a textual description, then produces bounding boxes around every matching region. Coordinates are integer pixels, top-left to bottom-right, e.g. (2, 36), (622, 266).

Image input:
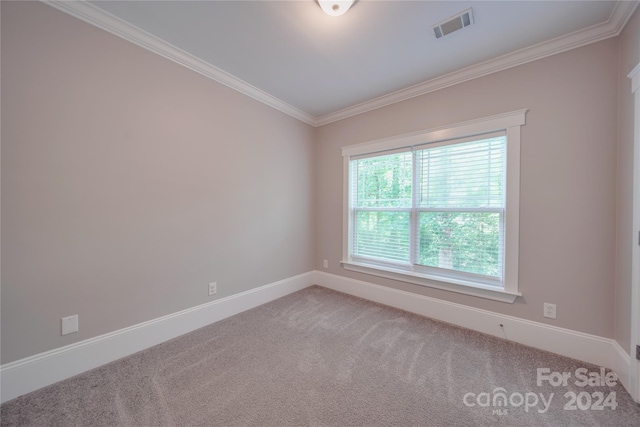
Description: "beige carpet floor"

(1, 285), (639, 426)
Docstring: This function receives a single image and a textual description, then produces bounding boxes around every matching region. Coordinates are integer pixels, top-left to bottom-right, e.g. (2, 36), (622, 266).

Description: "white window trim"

(341, 109), (527, 303)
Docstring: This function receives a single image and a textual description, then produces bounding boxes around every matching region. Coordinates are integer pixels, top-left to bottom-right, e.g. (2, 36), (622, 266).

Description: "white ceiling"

(55, 1), (637, 125)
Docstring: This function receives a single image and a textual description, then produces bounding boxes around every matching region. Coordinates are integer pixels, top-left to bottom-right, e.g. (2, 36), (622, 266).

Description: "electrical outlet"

(543, 303), (556, 319)
(323, 260), (328, 268)
(61, 315), (79, 335)
(208, 282), (217, 296)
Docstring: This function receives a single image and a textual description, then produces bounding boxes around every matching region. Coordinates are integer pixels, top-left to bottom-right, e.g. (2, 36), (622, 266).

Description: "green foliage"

(354, 152), (412, 208)
(355, 211), (410, 262)
(418, 212), (500, 276)
(418, 140), (504, 209)
(351, 137), (505, 279)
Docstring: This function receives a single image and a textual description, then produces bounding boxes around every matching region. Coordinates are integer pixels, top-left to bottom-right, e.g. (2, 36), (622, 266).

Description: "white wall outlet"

(543, 303), (556, 319)
(323, 260), (328, 269)
(208, 282), (217, 296)
(61, 315), (79, 335)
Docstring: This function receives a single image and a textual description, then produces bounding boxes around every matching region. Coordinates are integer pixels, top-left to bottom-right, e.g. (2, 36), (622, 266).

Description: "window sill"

(341, 260), (520, 303)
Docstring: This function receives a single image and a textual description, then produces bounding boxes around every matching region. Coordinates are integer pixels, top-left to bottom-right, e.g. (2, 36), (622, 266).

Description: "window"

(341, 110), (526, 303)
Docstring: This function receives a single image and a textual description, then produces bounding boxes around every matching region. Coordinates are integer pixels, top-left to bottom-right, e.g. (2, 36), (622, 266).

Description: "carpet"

(1, 285), (639, 426)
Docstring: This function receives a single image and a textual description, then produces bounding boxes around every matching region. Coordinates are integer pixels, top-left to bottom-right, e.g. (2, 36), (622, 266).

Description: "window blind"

(416, 136), (505, 209)
(350, 133), (506, 279)
(342, 109), (526, 300)
(351, 151), (412, 263)
(416, 135), (505, 278)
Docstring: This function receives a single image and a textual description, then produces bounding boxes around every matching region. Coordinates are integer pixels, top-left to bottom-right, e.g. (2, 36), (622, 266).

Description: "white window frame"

(341, 110), (527, 303)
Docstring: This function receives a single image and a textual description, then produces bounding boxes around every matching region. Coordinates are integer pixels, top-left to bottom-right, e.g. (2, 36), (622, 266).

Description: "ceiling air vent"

(432, 8), (474, 39)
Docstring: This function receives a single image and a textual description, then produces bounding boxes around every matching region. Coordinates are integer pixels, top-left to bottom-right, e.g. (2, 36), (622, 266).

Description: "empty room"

(2, 0), (640, 425)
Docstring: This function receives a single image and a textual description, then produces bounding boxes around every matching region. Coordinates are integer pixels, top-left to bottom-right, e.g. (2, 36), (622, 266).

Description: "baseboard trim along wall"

(0, 271), (316, 404)
(2, 270), (632, 403)
(611, 340), (632, 395)
(315, 271), (632, 397)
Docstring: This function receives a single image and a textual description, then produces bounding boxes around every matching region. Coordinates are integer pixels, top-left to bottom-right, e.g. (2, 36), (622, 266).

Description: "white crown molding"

(43, 0), (316, 126)
(44, 0), (638, 128)
(315, 0), (640, 127)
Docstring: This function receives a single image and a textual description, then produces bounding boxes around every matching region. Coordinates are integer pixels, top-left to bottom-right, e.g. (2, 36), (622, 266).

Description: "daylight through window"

(341, 110), (526, 302)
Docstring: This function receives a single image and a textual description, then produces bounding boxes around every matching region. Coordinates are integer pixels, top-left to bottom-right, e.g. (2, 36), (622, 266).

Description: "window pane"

(418, 212), (502, 278)
(418, 137), (505, 208)
(354, 211), (410, 263)
(352, 152), (412, 208)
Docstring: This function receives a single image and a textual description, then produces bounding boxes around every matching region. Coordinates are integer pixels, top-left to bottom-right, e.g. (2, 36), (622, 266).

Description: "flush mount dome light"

(318, 0), (354, 16)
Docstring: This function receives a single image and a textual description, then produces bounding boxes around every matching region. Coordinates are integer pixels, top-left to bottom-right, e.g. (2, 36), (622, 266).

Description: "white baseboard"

(316, 271), (630, 390)
(3, 270), (633, 404)
(611, 340), (632, 395)
(0, 271), (316, 404)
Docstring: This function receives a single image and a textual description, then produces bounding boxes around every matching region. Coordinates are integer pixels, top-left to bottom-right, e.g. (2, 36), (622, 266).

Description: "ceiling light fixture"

(318, 0), (354, 17)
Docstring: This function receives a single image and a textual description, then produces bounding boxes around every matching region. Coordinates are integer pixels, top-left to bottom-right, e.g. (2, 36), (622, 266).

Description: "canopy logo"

(463, 389), (553, 414)
(462, 367), (618, 416)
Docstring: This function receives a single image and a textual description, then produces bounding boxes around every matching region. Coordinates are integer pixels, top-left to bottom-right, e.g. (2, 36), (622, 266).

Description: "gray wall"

(615, 8), (640, 354)
(316, 38), (620, 338)
(1, 1), (316, 364)
(2, 1), (638, 366)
